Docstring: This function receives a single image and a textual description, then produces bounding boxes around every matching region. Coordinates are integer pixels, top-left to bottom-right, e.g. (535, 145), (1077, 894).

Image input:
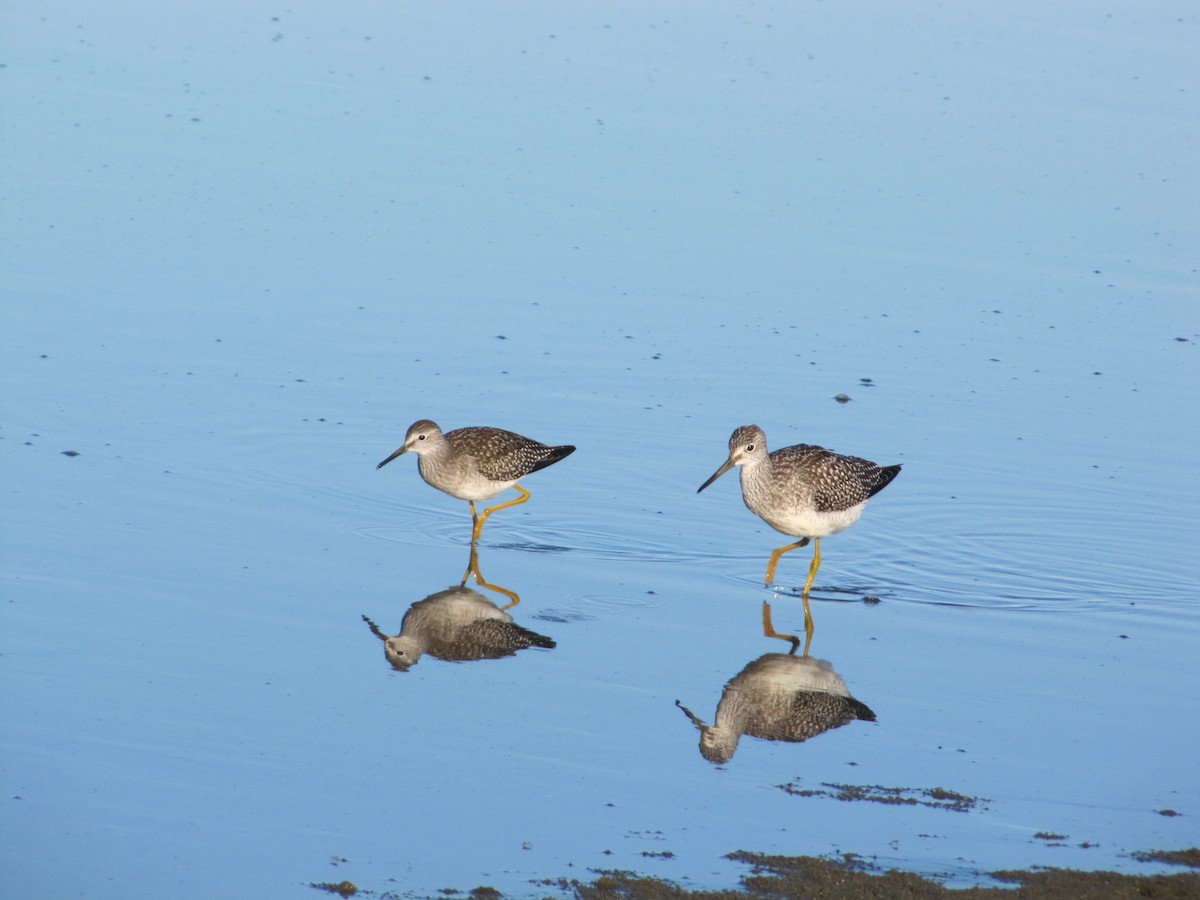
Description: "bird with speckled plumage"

(698, 425), (900, 628)
(377, 419), (575, 543)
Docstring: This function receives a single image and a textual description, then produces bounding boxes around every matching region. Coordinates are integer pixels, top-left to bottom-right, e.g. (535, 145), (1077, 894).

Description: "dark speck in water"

(834, 393), (852, 404)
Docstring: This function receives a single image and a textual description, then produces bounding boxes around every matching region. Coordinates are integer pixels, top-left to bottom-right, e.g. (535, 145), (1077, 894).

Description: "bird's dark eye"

(418, 434), (426, 441)
(746, 443), (755, 452)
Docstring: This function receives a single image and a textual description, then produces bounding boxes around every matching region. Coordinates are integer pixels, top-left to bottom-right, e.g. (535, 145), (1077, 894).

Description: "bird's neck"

(739, 456), (775, 496)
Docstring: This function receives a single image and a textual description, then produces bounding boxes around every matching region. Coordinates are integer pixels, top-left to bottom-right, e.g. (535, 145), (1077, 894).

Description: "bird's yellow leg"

(801, 538), (822, 601)
(471, 485), (531, 543)
(468, 500), (481, 543)
(764, 537), (811, 586)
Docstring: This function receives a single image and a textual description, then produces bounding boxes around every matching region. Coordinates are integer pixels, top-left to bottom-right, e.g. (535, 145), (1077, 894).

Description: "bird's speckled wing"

(770, 444), (889, 513)
(446, 427), (549, 482)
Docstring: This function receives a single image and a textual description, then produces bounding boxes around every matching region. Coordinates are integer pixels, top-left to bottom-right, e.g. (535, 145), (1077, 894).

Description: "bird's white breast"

(741, 465), (866, 539)
(419, 455), (515, 501)
(759, 501), (866, 539)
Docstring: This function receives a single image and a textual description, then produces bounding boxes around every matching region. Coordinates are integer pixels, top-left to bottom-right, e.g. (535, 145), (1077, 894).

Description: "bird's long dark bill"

(376, 447), (407, 469)
(697, 457), (735, 493)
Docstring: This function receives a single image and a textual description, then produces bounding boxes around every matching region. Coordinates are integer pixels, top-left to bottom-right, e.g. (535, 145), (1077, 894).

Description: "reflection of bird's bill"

(697, 457), (736, 493)
(675, 699), (707, 730)
(362, 614), (388, 642)
(376, 446), (407, 469)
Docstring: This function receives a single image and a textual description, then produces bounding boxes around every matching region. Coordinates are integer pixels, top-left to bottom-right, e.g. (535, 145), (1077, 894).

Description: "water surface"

(2, 2), (1197, 897)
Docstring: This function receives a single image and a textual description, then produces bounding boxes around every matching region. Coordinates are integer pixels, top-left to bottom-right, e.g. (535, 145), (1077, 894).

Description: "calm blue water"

(3, 2), (1197, 897)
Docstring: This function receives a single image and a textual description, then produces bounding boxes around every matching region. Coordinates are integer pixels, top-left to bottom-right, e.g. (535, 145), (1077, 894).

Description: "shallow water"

(2, 2), (1198, 897)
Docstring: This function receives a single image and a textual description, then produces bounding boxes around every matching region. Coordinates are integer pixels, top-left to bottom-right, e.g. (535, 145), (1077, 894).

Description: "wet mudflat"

(573, 854), (1200, 900)
(573, 854), (1199, 900)
(312, 852), (1200, 900)
(2, 2), (1197, 899)
(312, 854), (1200, 900)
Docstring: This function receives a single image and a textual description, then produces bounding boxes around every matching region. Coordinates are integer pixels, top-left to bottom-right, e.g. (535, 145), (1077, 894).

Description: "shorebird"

(698, 424), (900, 620)
(377, 419), (575, 543)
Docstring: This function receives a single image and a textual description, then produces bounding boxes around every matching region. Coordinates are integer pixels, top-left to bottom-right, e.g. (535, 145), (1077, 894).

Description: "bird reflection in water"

(362, 547), (554, 671)
(362, 586), (555, 670)
(676, 601), (875, 764)
(460, 542), (519, 608)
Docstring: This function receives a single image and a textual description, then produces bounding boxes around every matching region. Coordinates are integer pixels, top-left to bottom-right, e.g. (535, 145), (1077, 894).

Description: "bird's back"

(770, 444), (900, 513)
(446, 427), (575, 482)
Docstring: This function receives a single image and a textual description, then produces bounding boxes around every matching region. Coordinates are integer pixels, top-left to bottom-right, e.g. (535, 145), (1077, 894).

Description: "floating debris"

(1132, 848), (1200, 866)
(641, 850), (675, 860)
(308, 881), (357, 897)
(779, 780), (984, 812)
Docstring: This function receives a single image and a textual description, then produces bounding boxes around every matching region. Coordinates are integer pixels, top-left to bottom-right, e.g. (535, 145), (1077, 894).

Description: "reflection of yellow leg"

(460, 544), (520, 610)
(761, 601), (800, 654)
(762, 600), (813, 657)
(764, 537), (811, 586)
(474, 570), (520, 610)
(460, 544), (477, 586)
(471, 485), (531, 543)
